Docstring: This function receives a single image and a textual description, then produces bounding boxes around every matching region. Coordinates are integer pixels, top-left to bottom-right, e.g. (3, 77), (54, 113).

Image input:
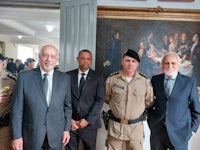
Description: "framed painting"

(96, 6), (200, 89)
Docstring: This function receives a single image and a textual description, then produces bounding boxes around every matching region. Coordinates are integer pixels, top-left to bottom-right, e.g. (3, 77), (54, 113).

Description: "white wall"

(1, 38), (59, 60)
(3, 40), (18, 59)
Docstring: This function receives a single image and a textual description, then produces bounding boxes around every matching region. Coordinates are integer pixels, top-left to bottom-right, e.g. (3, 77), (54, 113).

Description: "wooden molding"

(97, 6), (200, 22)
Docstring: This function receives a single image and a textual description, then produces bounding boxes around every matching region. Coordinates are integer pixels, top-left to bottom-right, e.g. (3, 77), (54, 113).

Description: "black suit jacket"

(66, 69), (105, 129)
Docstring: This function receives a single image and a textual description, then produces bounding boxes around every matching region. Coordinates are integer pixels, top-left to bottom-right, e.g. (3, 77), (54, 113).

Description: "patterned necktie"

(164, 78), (171, 98)
(43, 73), (48, 98)
(79, 73), (85, 93)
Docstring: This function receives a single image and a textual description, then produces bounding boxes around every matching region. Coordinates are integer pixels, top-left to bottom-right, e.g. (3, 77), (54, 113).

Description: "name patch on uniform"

(113, 84), (124, 89)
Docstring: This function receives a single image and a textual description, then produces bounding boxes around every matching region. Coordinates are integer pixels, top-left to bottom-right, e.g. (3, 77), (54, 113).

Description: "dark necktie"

(79, 73), (85, 93)
(43, 73), (48, 98)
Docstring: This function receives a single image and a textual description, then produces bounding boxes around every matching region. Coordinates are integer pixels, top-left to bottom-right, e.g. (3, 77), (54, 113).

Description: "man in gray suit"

(11, 44), (72, 150)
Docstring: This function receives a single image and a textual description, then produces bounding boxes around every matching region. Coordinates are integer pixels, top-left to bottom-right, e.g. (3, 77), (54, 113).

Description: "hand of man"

(77, 118), (89, 128)
(71, 119), (79, 131)
(11, 138), (23, 150)
(62, 131), (70, 146)
(0, 93), (9, 104)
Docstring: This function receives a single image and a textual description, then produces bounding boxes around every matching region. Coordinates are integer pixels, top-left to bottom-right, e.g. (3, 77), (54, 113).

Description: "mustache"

(166, 68), (175, 71)
(45, 61), (53, 65)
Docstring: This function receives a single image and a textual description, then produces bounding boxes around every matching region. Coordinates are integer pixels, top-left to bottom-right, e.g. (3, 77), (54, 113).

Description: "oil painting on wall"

(95, 7), (200, 86)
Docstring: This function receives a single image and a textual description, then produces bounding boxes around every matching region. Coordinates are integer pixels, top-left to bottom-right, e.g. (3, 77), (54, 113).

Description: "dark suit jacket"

(7, 61), (17, 73)
(66, 69), (104, 129)
(17, 63), (25, 73)
(11, 68), (72, 149)
(148, 73), (200, 147)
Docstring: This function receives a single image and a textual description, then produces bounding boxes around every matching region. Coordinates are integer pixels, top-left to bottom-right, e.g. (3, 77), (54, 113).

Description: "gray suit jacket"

(11, 68), (72, 149)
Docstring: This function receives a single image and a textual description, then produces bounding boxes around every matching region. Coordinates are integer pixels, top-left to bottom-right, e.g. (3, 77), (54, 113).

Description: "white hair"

(161, 52), (181, 65)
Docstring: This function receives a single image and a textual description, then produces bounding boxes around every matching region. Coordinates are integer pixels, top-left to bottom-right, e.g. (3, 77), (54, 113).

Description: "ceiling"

(0, 5), (60, 44)
(0, 0), (199, 46)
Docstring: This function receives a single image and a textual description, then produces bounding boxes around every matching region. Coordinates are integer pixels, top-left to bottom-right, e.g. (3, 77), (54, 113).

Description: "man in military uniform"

(0, 54), (16, 150)
(105, 49), (154, 150)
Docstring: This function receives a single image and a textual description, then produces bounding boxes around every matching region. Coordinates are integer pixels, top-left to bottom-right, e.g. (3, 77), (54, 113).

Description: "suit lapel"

(50, 70), (58, 106)
(170, 73), (181, 99)
(71, 69), (79, 98)
(160, 74), (166, 98)
(81, 69), (93, 94)
(155, 74), (166, 99)
(33, 68), (48, 106)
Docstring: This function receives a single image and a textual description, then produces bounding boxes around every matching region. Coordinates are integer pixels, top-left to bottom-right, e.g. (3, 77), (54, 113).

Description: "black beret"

(0, 54), (5, 61)
(123, 49), (140, 62)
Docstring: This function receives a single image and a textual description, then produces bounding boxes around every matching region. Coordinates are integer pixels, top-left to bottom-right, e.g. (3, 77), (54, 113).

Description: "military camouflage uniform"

(0, 70), (16, 150)
(105, 71), (154, 150)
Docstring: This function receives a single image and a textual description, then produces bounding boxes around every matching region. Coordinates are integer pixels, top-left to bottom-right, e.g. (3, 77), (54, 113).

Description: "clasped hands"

(71, 119), (89, 131)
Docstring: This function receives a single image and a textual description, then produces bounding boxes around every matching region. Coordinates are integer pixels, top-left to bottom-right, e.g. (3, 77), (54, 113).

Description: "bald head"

(39, 44), (58, 73)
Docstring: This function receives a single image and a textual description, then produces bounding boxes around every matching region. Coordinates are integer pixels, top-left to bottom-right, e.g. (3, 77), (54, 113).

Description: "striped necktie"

(164, 78), (171, 98)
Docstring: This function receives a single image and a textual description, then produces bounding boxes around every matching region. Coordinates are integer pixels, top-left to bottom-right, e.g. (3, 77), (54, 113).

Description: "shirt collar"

(40, 67), (54, 77)
(78, 69), (89, 76)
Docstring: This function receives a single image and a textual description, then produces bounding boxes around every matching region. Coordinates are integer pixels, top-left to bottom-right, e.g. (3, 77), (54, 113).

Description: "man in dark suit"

(66, 49), (104, 150)
(11, 44), (72, 150)
(148, 52), (200, 150)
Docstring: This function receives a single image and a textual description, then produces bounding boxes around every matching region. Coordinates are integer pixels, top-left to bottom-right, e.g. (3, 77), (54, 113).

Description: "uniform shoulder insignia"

(7, 73), (17, 81)
(139, 72), (149, 79)
(109, 71), (119, 77)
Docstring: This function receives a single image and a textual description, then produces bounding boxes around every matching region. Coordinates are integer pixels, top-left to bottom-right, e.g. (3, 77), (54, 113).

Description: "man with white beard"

(147, 52), (200, 150)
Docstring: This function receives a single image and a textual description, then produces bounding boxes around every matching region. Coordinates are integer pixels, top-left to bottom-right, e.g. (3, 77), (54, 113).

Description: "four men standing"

(2, 44), (200, 150)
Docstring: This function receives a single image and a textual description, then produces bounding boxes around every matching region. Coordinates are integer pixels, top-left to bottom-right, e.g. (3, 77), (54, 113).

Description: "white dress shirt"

(78, 69), (89, 87)
(40, 68), (54, 106)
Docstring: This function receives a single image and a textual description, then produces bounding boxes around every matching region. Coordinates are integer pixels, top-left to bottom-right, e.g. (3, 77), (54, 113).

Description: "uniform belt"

(109, 111), (145, 125)
(0, 114), (10, 128)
